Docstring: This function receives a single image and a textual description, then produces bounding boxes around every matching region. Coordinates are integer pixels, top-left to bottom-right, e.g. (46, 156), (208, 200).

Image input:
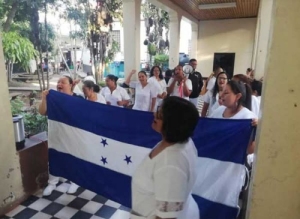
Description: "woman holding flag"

(39, 75), (82, 196)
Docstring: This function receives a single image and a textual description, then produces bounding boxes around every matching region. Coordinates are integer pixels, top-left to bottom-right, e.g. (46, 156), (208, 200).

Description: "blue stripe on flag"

(49, 149), (132, 208)
(192, 195), (239, 219)
(47, 90), (252, 165)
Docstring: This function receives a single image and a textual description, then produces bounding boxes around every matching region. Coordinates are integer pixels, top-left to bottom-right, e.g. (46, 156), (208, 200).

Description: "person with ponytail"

(82, 80), (106, 104)
(100, 74), (130, 107)
(232, 74), (260, 117)
(210, 80), (257, 153)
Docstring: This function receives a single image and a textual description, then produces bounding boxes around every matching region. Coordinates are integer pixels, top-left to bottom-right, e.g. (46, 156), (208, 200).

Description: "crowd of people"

(39, 58), (263, 218)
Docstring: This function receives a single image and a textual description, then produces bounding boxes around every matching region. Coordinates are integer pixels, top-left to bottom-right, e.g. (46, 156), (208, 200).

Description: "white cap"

(83, 76), (96, 84)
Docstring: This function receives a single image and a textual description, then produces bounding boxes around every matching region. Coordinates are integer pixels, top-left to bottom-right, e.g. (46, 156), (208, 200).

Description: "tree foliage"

(2, 31), (37, 70)
(142, 1), (170, 65)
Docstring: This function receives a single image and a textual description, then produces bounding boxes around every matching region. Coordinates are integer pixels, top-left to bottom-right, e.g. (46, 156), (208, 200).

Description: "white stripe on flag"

(48, 120), (150, 176)
(193, 157), (245, 208)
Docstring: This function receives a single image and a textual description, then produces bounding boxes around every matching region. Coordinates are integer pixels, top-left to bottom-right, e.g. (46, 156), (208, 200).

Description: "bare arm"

(201, 102), (209, 117)
(124, 70), (136, 86)
(38, 90), (49, 115)
(117, 100), (129, 107)
(167, 79), (176, 95)
(182, 80), (192, 97)
(150, 98), (156, 112)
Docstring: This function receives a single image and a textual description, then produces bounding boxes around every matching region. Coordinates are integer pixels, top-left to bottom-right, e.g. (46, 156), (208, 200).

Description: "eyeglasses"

(218, 77), (228, 81)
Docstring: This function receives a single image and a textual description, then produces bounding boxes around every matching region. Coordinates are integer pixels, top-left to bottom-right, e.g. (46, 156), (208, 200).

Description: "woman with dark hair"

(82, 80), (106, 104)
(251, 79), (262, 105)
(167, 65), (192, 100)
(210, 80), (257, 154)
(124, 70), (158, 112)
(148, 66), (167, 107)
(39, 75), (83, 196)
(131, 96), (199, 219)
(201, 71), (228, 117)
(164, 69), (173, 84)
(232, 74), (260, 116)
(100, 74), (130, 107)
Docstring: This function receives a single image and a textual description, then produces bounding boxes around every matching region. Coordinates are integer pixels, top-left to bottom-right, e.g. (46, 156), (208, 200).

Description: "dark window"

(213, 53), (235, 79)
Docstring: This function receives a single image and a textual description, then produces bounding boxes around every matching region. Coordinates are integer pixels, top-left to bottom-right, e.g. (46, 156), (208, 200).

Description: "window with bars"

(111, 30), (121, 51)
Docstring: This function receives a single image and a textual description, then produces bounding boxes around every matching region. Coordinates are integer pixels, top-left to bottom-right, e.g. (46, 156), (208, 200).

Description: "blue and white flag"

(47, 90), (253, 219)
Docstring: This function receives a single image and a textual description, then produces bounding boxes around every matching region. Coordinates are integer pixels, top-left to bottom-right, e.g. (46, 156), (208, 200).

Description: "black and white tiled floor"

(3, 181), (130, 219)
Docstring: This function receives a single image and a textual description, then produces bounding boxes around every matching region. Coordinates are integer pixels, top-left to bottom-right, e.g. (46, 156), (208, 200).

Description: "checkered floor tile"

(3, 181), (131, 219)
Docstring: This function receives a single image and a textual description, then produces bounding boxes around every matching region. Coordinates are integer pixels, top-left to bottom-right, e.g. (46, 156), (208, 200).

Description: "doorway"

(213, 53), (235, 79)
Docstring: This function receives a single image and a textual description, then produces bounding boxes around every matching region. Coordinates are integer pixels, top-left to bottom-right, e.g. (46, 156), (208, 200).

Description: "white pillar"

(190, 22), (198, 61)
(123, 0), (141, 78)
(168, 12), (182, 69)
(252, 0), (274, 80)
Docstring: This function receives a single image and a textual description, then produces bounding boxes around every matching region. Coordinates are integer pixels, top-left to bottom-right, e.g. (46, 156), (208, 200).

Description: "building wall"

(0, 39), (24, 215)
(197, 18), (257, 76)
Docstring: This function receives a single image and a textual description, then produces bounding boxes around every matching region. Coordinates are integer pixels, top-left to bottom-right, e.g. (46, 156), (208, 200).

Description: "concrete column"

(123, 0), (141, 78)
(247, 0), (300, 218)
(168, 12), (181, 69)
(0, 39), (24, 214)
(190, 22), (198, 61)
(252, 0), (273, 80)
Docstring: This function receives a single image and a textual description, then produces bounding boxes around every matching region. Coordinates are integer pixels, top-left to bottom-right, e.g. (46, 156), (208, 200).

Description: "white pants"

(189, 97), (198, 108)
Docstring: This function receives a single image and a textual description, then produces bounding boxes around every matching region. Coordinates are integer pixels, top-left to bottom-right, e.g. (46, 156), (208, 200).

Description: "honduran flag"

(47, 90), (253, 219)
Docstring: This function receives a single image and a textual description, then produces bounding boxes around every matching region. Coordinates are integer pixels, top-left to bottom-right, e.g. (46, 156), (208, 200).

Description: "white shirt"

(86, 94), (106, 104)
(206, 76), (216, 91)
(100, 86), (130, 107)
(167, 78), (193, 100)
(210, 105), (257, 119)
(131, 138), (199, 219)
(251, 95), (260, 117)
(148, 76), (167, 107)
(203, 91), (219, 116)
(130, 82), (158, 112)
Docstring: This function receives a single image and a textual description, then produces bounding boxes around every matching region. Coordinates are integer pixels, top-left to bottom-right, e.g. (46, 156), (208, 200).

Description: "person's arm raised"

(124, 70), (136, 86)
(38, 90), (49, 115)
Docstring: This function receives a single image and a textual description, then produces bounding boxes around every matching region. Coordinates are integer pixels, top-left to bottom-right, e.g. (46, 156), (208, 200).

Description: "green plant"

(10, 97), (24, 116)
(154, 54), (169, 66)
(22, 109), (48, 137)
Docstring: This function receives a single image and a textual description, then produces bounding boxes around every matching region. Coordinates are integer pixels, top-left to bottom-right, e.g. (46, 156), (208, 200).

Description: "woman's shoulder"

(238, 107), (258, 119)
(209, 105), (226, 118)
(156, 139), (196, 168)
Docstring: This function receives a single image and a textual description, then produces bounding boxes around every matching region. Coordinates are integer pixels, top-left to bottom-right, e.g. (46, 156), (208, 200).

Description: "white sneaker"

(43, 184), (56, 196)
(67, 183), (79, 194)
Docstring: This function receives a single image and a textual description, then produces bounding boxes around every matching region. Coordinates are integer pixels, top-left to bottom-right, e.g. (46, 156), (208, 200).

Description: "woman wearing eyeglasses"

(201, 71), (228, 117)
(131, 96), (200, 219)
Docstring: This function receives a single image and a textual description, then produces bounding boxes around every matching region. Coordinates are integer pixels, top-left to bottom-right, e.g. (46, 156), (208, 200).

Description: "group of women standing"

(40, 65), (262, 218)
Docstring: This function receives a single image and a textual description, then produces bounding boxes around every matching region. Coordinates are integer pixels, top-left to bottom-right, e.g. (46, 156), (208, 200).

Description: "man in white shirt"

(167, 65), (193, 100)
(206, 66), (223, 92)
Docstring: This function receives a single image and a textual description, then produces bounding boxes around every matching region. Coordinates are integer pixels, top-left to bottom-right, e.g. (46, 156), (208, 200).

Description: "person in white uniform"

(210, 80), (258, 154)
(131, 96), (200, 219)
(201, 71), (228, 117)
(100, 74), (130, 107)
(251, 79), (262, 106)
(82, 80), (106, 104)
(148, 66), (167, 107)
(39, 76), (82, 196)
(205, 66), (223, 92)
(232, 74), (260, 117)
(124, 70), (158, 112)
(167, 65), (192, 100)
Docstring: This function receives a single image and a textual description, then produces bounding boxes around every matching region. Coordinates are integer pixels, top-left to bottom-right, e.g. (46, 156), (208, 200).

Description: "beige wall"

(197, 18), (257, 77)
(0, 39), (24, 215)
(252, 0), (274, 80)
(247, 0), (300, 218)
